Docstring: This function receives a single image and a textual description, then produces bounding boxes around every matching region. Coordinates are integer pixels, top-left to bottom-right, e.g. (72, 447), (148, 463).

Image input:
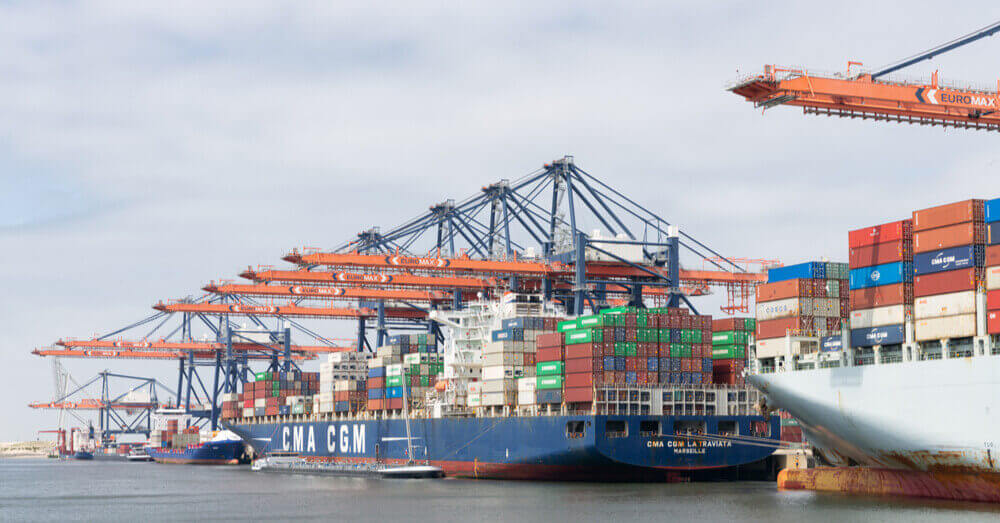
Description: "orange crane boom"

(29, 400), (158, 410)
(153, 301), (428, 319)
(56, 338), (352, 354)
(731, 65), (1000, 131)
(284, 250), (560, 275)
(33, 348), (313, 360)
(241, 268), (497, 289)
(204, 282), (462, 303)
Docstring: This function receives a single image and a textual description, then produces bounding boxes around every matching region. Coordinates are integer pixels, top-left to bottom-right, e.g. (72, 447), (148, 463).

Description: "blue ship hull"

(148, 440), (248, 465)
(226, 415), (780, 480)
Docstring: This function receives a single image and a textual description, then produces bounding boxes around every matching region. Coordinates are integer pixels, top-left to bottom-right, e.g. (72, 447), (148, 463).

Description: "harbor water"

(2, 459), (999, 522)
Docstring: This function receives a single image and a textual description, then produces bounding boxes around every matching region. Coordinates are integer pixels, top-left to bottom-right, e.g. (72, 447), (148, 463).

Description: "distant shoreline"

(0, 441), (55, 458)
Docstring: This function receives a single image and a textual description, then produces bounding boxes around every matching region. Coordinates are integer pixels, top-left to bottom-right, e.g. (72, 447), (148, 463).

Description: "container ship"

(749, 197), (1000, 498)
(147, 412), (249, 465)
(225, 296), (781, 480)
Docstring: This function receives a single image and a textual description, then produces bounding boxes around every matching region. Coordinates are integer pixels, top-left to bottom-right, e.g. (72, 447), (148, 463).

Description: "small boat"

(251, 453), (444, 479)
(73, 451), (94, 460)
(126, 448), (154, 462)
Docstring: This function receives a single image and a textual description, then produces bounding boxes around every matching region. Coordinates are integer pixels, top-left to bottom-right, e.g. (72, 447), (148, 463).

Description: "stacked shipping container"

(912, 200), (985, 342)
(479, 317), (554, 408)
(366, 334), (438, 411)
(711, 317), (754, 385)
(755, 261), (849, 356)
(986, 199), (1000, 335)
(848, 220), (913, 348)
(317, 352), (368, 414)
(237, 371), (319, 418)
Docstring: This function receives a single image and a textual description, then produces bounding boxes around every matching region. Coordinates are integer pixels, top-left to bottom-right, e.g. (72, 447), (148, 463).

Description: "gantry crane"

(731, 20), (1000, 131)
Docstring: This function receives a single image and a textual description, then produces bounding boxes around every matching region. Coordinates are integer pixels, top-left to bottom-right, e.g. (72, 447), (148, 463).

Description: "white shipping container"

(987, 266), (1000, 290)
(756, 298), (810, 321)
(386, 364), (403, 376)
(914, 313), (977, 341)
(482, 365), (517, 381)
(254, 398), (266, 408)
(517, 391), (536, 405)
(481, 391), (514, 406)
(914, 291), (977, 319)
(319, 381), (334, 392)
(467, 382), (482, 395)
(481, 378), (516, 393)
(483, 352), (523, 367)
(319, 402), (334, 413)
(518, 377), (537, 391)
(319, 362), (334, 373)
(850, 305), (909, 329)
(318, 392), (334, 402)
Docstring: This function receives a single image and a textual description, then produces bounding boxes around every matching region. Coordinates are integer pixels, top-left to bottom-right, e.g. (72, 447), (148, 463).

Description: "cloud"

(5, 1), (1000, 439)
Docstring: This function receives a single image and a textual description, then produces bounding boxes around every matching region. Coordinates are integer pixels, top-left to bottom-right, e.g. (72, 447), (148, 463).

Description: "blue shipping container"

(849, 261), (913, 290)
(386, 386), (403, 399)
(820, 335), (844, 352)
(671, 358), (681, 371)
(850, 324), (905, 347)
(614, 356), (626, 371)
(767, 262), (825, 283)
(367, 367), (386, 378)
(278, 406), (290, 415)
(367, 388), (384, 400)
(625, 371), (637, 384)
(647, 357), (659, 372)
(501, 318), (526, 330)
(603, 356), (615, 370)
(659, 357), (670, 369)
(913, 245), (984, 275)
(536, 389), (562, 404)
(986, 198), (1000, 224)
(334, 401), (350, 412)
(702, 358), (713, 372)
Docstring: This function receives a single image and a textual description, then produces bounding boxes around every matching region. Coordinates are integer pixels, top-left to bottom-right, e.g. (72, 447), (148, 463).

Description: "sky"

(4, 2), (1000, 441)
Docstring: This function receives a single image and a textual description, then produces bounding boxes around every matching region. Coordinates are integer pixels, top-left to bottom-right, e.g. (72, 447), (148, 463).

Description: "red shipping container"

(647, 372), (659, 385)
(368, 399), (383, 410)
(564, 387), (593, 403)
(914, 222), (986, 253)
(565, 372), (594, 388)
(914, 268), (978, 297)
(565, 357), (594, 373)
(368, 377), (385, 388)
(680, 316), (693, 328)
(756, 316), (809, 339)
(523, 353), (536, 366)
(849, 240), (912, 268)
(565, 343), (596, 359)
(988, 290), (1000, 311)
(601, 371), (615, 385)
(850, 283), (912, 309)
(913, 199), (983, 232)
(989, 311), (1000, 335)
(989, 245), (1000, 267)
(756, 279), (811, 302)
(536, 332), (563, 348)
(712, 318), (739, 331)
(637, 371), (648, 384)
(848, 219), (912, 248)
(536, 346), (563, 362)
(625, 358), (638, 372)
(387, 398), (403, 410)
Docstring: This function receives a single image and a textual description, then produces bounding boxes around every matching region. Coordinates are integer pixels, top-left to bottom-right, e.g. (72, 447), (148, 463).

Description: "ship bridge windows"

(673, 420), (706, 443)
(639, 420), (660, 437)
(566, 421), (586, 439)
(605, 420), (628, 438)
(717, 420), (738, 437)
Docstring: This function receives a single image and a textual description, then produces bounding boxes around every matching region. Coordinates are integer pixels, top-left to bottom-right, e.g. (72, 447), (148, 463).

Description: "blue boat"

(226, 410), (780, 481)
(147, 439), (249, 465)
(73, 451), (94, 460)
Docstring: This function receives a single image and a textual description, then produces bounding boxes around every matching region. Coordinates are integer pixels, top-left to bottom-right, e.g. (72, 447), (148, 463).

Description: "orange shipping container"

(913, 199), (983, 232)
(756, 316), (810, 339)
(756, 279), (812, 302)
(989, 245), (1000, 267)
(913, 222), (985, 253)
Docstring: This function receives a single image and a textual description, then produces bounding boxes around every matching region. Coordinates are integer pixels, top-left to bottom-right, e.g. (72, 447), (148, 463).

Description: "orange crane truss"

(56, 338), (352, 354)
(204, 282), (460, 303)
(153, 301), (428, 319)
(29, 399), (158, 410)
(284, 250), (560, 275)
(33, 348), (312, 360)
(730, 65), (1000, 131)
(241, 268), (497, 289)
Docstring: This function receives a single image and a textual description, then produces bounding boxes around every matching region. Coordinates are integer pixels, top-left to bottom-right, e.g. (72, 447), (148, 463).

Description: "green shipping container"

(712, 345), (746, 359)
(271, 389), (279, 397)
(614, 342), (627, 356)
(743, 318), (756, 331)
(577, 314), (605, 328)
(291, 404), (305, 415)
(387, 375), (404, 387)
(564, 328), (602, 345)
(420, 376), (430, 386)
(536, 361), (565, 376)
(537, 375), (564, 390)
(599, 306), (631, 316)
(712, 330), (748, 346)
(557, 319), (579, 332)
(625, 342), (638, 357)
(254, 372), (267, 382)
